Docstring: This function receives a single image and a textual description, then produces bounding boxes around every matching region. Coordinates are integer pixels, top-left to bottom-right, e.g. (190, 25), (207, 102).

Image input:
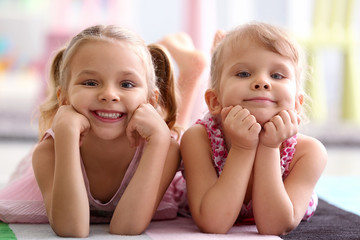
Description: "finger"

(126, 114), (140, 147)
(221, 106), (233, 123)
(287, 110), (298, 125)
(263, 121), (275, 132)
(249, 122), (262, 135)
(228, 105), (251, 123)
(243, 114), (258, 128)
(126, 125), (140, 148)
(270, 115), (284, 130)
(278, 110), (291, 126)
(297, 114), (301, 125)
(226, 105), (242, 118)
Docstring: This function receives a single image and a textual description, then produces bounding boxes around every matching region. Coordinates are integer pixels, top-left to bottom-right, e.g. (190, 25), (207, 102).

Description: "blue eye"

(236, 71), (251, 78)
(271, 73), (284, 80)
(82, 80), (98, 86)
(121, 81), (135, 88)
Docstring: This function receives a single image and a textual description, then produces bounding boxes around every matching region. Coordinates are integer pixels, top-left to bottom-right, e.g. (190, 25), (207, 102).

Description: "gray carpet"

(281, 199), (360, 240)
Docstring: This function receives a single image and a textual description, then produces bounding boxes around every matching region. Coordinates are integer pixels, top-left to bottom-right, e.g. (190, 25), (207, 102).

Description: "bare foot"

(158, 32), (207, 83)
(211, 30), (226, 54)
(158, 33), (208, 128)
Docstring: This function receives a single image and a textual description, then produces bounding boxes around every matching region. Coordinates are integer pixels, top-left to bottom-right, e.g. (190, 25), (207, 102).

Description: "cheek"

(286, 94), (298, 111)
(67, 90), (89, 111)
(70, 97), (87, 114)
(221, 86), (243, 106)
(126, 92), (148, 110)
(283, 84), (297, 108)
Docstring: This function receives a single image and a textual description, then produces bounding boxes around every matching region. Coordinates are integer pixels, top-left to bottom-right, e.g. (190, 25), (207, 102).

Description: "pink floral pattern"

(196, 114), (227, 175)
(196, 112), (317, 221)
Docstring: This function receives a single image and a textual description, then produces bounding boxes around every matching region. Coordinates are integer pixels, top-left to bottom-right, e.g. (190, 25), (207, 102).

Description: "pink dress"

(0, 149), (47, 223)
(196, 112), (318, 221)
(0, 129), (181, 223)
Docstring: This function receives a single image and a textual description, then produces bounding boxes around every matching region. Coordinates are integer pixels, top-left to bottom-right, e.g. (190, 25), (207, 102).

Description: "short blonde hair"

(210, 22), (309, 121)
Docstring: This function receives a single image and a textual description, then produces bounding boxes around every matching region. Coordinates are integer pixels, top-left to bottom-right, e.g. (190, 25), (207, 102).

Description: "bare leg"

(158, 33), (208, 129)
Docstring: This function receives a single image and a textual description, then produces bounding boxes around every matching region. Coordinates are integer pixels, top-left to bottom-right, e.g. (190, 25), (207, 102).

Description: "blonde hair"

(210, 22), (309, 121)
(38, 25), (178, 138)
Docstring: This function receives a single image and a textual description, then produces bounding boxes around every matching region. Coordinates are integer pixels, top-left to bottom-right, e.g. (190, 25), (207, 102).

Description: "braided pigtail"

(148, 44), (180, 137)
(38, 48), (65, 138)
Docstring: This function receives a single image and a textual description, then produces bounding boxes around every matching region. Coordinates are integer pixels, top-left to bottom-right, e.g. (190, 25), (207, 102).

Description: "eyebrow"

(76, 70), (97, 76)
(76, 69), (141, 78)
(271, 62), (294, 73)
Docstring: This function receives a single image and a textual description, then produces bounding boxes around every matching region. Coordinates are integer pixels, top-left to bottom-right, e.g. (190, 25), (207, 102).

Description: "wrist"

(146, 130), (171, 146)
(53, 125), (81, 140)
(258, 142), (280, 150)
(230, 140), (259, 151)
(230, 144), (257, 154)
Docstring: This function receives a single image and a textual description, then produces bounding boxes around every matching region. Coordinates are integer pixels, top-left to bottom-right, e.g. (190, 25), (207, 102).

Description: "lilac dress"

(196, 112), (317, 221)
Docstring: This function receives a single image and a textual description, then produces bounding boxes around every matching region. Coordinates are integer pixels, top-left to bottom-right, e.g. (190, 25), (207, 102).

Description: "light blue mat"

(315, 175), (360, 216)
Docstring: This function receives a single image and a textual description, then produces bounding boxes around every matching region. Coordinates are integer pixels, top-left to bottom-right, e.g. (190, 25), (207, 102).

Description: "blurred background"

(0, 0), (359, 214)
(0, 0), (360, 142)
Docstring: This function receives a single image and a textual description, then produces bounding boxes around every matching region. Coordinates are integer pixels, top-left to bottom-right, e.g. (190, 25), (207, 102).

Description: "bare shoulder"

(180, 124), (212, 164)
(296, 134), (327, 157)
(292, 133), (327, 172)
(32, 138), (55, 172)
(181, 124), (208, 145)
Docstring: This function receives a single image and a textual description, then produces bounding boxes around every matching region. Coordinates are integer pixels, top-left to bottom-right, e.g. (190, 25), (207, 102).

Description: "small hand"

(126, 103), (170, 147)
(221, 105), (261, 150)
(260, 110), (299, 148)
(52, 105), (90, 145)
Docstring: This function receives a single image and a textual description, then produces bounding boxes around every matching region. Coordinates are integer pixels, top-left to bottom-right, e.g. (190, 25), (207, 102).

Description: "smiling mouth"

(95, 111), (124, 119)
(245, 97), (275, 103)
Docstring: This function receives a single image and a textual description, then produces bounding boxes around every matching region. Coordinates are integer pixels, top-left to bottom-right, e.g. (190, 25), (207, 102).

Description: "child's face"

(216, 39), (299, 126)
(65, 40), (149, 139)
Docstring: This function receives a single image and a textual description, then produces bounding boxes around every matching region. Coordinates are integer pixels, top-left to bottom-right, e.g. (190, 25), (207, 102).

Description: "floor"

(0, 140), (36, 184)
(0, 141), (359, 215)
(314, 146), (360, 216)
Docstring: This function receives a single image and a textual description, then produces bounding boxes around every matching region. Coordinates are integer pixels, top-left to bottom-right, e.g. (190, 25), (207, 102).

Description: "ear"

(295, 93), (304, 114)
(149, 88), (160, 107)
(56, 87), (68, 105)
(205, 89), (222, 115)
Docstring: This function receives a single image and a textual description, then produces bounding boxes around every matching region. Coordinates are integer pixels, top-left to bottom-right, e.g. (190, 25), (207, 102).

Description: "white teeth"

(97, 112), (122, 119)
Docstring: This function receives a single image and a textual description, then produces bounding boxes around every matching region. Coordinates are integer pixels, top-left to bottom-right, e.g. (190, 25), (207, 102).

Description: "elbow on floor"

(50, 213), (90, 238)
(53, 225), (89, 238)
(196, 220), (232, 234)
(257, 222), (297, 236)
(109, 222), (147, 235)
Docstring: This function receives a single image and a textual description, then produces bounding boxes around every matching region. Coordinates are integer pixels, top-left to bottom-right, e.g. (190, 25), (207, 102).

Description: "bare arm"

(252, 111), (327, 235)
(181, 106), (261, 233)
(109, 104), (180, 235)
(32, 106), (91, 237)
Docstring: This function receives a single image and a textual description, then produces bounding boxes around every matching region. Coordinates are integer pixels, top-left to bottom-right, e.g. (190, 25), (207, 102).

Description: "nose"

(253, 83), (270, 90)
(99, 86), (120, 102)
(251, 77), (271, 90)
